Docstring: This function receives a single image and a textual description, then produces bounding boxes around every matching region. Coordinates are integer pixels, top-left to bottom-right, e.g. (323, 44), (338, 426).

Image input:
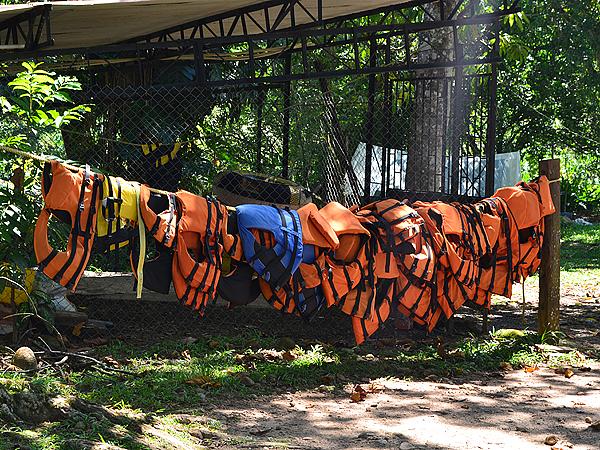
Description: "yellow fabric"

(97, 176), (140, 239)
(141, 143), (159, 156)
(155, 142), (180, 168)
(0, 268), (36, 305)
(135, 188), (146, 299)
(140, 143), (182, 168)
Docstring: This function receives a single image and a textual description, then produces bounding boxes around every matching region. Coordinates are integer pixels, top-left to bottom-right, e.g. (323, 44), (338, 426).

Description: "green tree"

(498, 0), (600, 212)
(0, 62), (90, 283)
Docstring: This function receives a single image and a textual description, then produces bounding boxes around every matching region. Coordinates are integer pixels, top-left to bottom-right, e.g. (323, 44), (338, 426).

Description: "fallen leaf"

(524, 366), (539, 373)
(350, 384), (367, 403)
(554, 367), (575, 378)
(72, 322), (85, 337)
(103, 356), (120, 368)
(544, 435), (558, 446)
(186, 375), (221, 389)
(282, 350), (296, 361)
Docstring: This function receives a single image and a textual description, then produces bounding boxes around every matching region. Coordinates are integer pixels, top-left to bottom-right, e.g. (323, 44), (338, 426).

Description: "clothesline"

(1, 143), (561, 200)
(0, 144), (174, 197)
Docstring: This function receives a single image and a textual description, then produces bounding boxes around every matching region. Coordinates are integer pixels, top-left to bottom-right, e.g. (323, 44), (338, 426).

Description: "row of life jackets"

(33, 161), (555, 345)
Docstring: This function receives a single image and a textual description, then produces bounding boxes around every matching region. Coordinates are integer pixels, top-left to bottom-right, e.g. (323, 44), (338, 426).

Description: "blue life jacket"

(236, 204), (303, 290)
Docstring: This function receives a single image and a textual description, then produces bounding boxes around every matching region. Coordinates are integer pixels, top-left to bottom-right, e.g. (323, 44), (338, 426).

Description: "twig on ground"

(39, 347), (137, 376)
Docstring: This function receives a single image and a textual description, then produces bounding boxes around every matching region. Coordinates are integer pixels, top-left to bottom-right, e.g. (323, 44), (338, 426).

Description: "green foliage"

(498, 1), (600, 213)
(0, 62), (90, 276)
(1, 62), (90, 153)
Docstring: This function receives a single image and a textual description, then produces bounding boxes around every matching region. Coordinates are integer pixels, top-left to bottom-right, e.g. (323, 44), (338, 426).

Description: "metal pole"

(484, 20), (500, 196)
(450, 26), (463, 196)
(380, 38), (392, 198)
(364, 38), (377, 200)
(282, 53), (291, 178)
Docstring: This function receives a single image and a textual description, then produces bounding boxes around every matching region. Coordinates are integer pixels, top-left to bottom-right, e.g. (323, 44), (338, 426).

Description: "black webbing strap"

(65, 171), (101, 290)
(53, 165), (90, 284)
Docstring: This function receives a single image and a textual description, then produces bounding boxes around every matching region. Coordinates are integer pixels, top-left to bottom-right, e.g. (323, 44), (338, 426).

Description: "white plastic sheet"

(350, 142), (521, 197)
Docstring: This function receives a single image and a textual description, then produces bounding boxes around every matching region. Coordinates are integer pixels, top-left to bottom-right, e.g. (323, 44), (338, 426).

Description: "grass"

(0, 329), (592, 450)
(1, 223), (598, 449)
(561, 222), (600, 272)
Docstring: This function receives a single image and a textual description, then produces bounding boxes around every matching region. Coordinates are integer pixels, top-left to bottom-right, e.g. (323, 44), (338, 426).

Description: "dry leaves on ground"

(350, 382), (384, 402)
(185, 375), (222, 389)
(554, 367), (575, 378)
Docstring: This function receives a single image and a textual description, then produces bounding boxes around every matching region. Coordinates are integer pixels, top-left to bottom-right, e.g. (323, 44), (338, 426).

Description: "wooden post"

(538, 158), (561, 333)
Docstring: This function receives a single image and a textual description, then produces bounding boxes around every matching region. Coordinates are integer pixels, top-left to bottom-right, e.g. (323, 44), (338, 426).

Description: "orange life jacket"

(172, 193), (228, 314)
(137, 184), (178, 248)
(411, 201), (500, 324)
(351, 277), (394, 345)
(474, 197), (518, 301)
(349, 200), (431, 340)
(318, 202), (374, 317)
(34, 161), (102, 291)
(130, 187), (178, 294)
(493, 176), (555, 282)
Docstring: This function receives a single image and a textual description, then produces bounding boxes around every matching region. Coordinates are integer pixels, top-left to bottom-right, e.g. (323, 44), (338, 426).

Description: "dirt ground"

(163, 281), (600, 450)
(202, 367), (599, 450)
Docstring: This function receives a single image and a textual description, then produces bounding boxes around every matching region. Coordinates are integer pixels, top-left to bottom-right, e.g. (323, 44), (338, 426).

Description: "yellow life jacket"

(95, 175), (140, 252)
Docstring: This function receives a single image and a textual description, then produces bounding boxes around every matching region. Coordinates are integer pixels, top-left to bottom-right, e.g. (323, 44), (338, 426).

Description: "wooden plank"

(76, 271), (272, 309)
(538, 158), (560, 333)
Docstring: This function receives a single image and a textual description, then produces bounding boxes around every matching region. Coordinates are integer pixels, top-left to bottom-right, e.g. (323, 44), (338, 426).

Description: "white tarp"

(351, 142), (521, 197)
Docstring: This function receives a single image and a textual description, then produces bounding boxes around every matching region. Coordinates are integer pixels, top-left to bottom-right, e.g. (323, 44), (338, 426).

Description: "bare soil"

(203, 367), (599, 450)
(177, 281), (600, 450)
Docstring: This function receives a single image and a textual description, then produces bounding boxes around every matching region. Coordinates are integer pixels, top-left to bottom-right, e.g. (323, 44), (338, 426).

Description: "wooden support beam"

(538, 158), (560, 333)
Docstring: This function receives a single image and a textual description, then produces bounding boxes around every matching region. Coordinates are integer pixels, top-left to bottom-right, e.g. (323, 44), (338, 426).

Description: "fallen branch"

(41, 348), (137, 375)
(34, 337), (137, 376)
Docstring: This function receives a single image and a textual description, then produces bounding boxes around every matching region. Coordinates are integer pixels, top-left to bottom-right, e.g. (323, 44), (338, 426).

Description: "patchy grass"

(1, 328), (595, 450)
(561, 223), (600, 272)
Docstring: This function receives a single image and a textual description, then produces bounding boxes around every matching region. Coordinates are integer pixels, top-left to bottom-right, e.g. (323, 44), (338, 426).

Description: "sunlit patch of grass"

(1, 328), (596, 450)
(561, 223), (600, 272)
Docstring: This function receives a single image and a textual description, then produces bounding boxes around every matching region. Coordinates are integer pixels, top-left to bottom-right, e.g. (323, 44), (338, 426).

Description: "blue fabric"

(297, 286), (326, 317)
(236, 204), (303, 282)
(302, 244), (316, 264)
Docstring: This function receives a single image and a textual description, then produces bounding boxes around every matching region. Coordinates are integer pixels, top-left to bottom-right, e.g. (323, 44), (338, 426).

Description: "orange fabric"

(351, 281), (393, 345)
(297, 203), (340, 249)
(34, 161), (102, 291)
(171, 192), (228, 314)
(320, 202), (369, 262)
(138, 184), (177, 248)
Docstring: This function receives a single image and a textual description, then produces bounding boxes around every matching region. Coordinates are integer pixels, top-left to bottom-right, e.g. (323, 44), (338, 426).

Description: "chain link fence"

(49, 64), (492, 343)
(0, 10), (501, 343)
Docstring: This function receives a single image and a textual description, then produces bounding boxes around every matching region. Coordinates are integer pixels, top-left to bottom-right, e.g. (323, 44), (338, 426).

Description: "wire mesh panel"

(0, 0), (509, 340)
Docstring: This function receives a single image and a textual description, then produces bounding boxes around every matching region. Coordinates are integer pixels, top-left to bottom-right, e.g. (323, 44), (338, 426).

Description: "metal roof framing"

(0, 4), (52, 51)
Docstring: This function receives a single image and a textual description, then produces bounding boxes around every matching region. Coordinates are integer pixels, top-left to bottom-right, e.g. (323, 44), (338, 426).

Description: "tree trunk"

(406, 1), (458, 193)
